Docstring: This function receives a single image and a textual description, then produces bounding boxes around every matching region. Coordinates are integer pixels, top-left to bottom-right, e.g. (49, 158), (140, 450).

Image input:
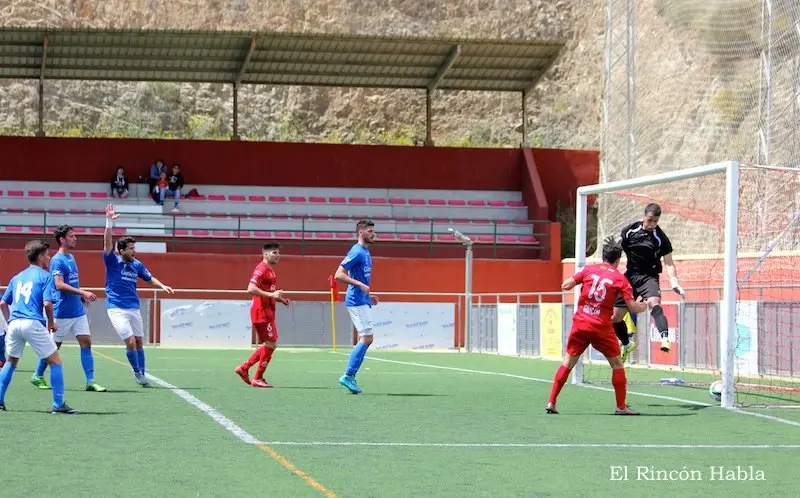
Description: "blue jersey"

(2, 266), (56, 326)
(103, 251), (152, 310)
(50, 252), (85, 319)
(341, 243), (372, 307)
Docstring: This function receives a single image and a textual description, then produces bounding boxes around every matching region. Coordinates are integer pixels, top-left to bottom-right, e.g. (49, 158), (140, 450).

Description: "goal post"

(571, 160), (740, 409)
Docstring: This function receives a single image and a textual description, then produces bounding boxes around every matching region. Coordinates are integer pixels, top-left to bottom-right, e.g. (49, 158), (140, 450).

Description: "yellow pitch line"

(93, 350), (338, 497)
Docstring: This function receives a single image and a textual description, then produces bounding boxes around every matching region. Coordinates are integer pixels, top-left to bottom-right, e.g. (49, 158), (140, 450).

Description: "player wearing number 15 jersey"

(235, 243), (290, 388)
(546, 237), (647, 415)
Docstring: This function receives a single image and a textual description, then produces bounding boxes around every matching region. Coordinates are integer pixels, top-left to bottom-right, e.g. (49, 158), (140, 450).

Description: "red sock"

(611, 368), (627, 409)
(548, 365), (571, 405)
(254, 345), (275, 380)
(242, 347), (262, 369)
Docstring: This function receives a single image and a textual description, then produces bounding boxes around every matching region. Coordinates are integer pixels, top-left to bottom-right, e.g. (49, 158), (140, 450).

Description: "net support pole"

(464, 240), (474, 352)
(720, 160), (740, 409)
(571, 192), (589, 384)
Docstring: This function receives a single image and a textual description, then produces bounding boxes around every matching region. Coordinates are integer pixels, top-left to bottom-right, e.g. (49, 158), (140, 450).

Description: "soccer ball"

(709, 380), (723, 402)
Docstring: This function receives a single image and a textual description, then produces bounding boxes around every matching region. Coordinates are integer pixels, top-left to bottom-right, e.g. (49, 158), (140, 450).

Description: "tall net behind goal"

(574, 162), (800, 408)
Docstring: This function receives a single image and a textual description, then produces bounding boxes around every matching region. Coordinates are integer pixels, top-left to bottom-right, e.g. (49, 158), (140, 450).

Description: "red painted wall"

(532, 148), (600, 220)
(0, 137), (599, 223)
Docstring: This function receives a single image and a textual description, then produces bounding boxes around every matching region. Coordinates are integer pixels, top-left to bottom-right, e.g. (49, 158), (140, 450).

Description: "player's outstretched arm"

(560, 276), (578, 291)
(0, 284), (13, 322)
(662, 254), (685, 297)
(625, 298), (647, 315)
(103, 203), (120, 254)
(334, 265), (368, 294)
(53, 274), (97, 302)
(148, 276), (174, 294)
(0, 302), (9, 322)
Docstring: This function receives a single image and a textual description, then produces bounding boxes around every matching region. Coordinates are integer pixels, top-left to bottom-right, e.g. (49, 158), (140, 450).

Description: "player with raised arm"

(336, 219), (379, 395)
(0, 240), (78, 414)
(613, 203), (685, 359)
(234, 242), (290, 388)
(546, 237), (647, 415)
(31, 225), (106, 392)
(103, 204), (174, 387)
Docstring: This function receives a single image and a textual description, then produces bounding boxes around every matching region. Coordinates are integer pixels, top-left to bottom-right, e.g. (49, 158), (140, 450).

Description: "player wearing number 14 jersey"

(546, 237), (647, 415)
(235, 243), (290, 388)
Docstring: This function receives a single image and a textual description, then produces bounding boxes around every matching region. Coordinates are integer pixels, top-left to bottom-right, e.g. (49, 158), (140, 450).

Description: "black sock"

(651, 305), (669, 338)
(613, 320), (629, 346)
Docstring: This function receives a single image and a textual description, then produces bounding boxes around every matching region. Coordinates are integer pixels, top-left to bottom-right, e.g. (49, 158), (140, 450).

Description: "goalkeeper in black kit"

(612, 203), (686, 361)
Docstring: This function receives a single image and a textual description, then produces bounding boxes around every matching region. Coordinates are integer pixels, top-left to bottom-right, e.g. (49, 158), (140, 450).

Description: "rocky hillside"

(0, 0), (605, 148)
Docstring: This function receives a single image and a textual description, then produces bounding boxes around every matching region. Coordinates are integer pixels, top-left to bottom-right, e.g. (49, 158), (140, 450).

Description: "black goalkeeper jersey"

(620, 221), (673, 277)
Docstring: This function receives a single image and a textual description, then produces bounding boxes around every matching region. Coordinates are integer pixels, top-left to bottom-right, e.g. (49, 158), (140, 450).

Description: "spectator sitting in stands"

(153, 172), (169, 200)
(160, 163), (184, 212)
(111, 166), (129, 199)
(149, 159), (167, 194)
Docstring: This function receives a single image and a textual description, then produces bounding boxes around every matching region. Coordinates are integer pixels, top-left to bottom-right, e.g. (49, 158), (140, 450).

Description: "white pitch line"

(257, 441), (800, 450)
(337, 353), (800, 428)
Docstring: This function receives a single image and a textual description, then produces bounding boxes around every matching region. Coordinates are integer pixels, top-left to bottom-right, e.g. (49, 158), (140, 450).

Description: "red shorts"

(251, 308), (278, 343)
(565, 326), (620, 359)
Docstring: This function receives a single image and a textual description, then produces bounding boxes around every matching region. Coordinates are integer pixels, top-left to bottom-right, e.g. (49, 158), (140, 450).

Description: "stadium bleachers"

(0, 181), (541, 246)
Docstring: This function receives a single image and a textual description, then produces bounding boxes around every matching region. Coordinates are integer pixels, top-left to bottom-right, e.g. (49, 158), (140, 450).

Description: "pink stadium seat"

(90, 192), (108, 199)
(4, 226), (23, 232)
(507, 201), (525, 207)
(8, 190), (23, 197)
(388, 198), (406, 205)
(519, 235), (538, 244)
(453, 218), (470, 224)
(68, 208), (89, 215)
(48, 191), (66, 198)
(428, 199), (446, 206)
(335, 232), (353, 239)
(487, 200), (505, 207)
(309, 196), (327, 203)
(248, 213), (268, 219)
(477, 235), (495, 243)
(28, 226), (45, 233)
(432, 217), (451, 224)
(90, 227), (104, 234)
(69, 192), (87, 199)
(471, 218), (491, 224)
(328, 197), (346, 204)
(111, 228), (125, 235)
(228, 195), (246, 202)
(371, 214), (390, 221)
(310, 215), (329, 221)
(28, 191), (45, 197)
(72, 227), (87, 234)
(368, 198), (387, 205)
(50, 208), (66, 215)
(208, 195), (226, 201)
(212, 230), (231, 237)
(467, 200), (486, 207)
(294, 231), (305, 239)
(447, 199), (466, 206)
(174, 229), (190, 236)
(512, 219), (529, 225)
(191, 230), (210, 237)
(270, 213), (289, 219)
(7, 207), (23, 214)
(378, 233), (397, 240)
(189, 194), (207, 200)
(417, 234), (432, 242)
(209, 213), (228, 219)
(248, 195), (266, 202)
(288, 196), (306, 203)
(495, 219), (510, 225)
(398, 233), (415, 241)
(498, 235), (516, 243)
(408, 199), (426, 206)
(348, 197), (367, 204)
(395, 216), (411, 223)
(253, 231), (272, 238)
(437, 234), (456, 242)
(316, 232), (334, 239)
(268, 196), (287, 203)
(274, 231), (291, 238)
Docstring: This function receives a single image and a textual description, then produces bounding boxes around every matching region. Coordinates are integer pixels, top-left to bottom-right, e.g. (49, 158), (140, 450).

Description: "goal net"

(572, 161), (800, 409)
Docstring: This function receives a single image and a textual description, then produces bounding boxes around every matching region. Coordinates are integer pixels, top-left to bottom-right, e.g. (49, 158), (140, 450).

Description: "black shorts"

(614, 273), (661, 307)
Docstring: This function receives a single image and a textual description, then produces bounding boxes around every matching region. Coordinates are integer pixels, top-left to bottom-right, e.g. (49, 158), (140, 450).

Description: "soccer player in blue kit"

(31, 224), (106, 392)
(0, 239), (78, 413)
(103, 204), (174, 387)
(335, 219), (379, 394)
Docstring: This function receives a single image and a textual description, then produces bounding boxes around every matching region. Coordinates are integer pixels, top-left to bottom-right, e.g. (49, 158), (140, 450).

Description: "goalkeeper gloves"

(670, 277), (686, 298)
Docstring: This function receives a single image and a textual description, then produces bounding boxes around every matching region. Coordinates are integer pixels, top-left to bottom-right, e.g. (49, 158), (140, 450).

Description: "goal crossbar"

(572, 160), (740, 409)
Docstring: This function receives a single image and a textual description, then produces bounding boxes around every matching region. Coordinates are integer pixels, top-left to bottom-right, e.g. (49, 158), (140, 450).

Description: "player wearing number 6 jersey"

(235, 242), (290, 388)
(0, 240), (78, 414)
(546, 237), (647, 415)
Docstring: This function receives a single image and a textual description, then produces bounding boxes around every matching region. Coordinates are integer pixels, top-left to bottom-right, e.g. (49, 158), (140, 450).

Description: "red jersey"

(571, 263), (633, 332)
(249, 261), (277, 318)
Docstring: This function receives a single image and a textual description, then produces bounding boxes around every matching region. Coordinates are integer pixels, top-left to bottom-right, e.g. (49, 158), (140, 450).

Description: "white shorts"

(348, 305), (373, 336)
(107, 308), (144, 341)
(53, 315), (91, 342)
(5, 319), (58, 360)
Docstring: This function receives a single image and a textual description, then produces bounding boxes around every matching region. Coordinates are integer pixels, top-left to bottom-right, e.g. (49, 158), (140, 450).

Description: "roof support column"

(232, 38), (256, 141)
(521, 91), (529, 146)
(36, 35), (48, 137)
(425, 45), (461, 147)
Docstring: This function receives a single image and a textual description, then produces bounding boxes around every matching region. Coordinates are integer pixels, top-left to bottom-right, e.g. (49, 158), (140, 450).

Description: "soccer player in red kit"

(234, 242), (290, 388)
(546, 237), (647, 415)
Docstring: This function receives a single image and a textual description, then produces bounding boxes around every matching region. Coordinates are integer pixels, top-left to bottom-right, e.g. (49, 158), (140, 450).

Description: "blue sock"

(35, 357), (48, 377)
(50, 364), (65, 408)
(0, 333), (6, 362)
(126, 350), (140, 374)
(136, 349), (145, 376)
(0, 362), (16, 403)
(345, 341), (369, 377)
(80, 347), (95, 384)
